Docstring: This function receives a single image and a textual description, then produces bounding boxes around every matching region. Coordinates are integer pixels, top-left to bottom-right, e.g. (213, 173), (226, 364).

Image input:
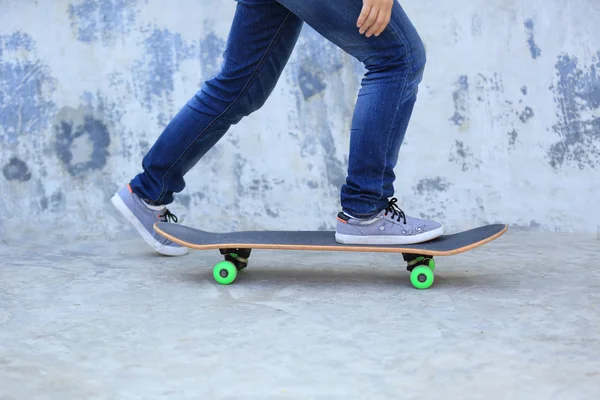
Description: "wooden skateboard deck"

(154, 222), (508, 289)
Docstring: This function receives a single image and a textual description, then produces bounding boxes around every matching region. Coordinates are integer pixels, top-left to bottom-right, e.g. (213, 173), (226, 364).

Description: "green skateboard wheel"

(213, 261), (238, 285)
(426, 258), (435, 271)
(410, 265), (434, 289)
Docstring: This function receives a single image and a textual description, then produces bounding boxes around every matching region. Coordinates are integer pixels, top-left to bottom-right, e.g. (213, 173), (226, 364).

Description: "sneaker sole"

(335, 226), (444, 245)
(111, 193), (188, 256)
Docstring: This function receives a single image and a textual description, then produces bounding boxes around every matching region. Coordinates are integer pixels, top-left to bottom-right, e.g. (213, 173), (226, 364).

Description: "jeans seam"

(155, 11), (294, 203)
(377, 21), (413, 208)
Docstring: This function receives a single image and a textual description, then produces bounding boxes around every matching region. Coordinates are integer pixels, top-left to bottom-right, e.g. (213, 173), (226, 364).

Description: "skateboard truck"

(403, 253), (435, 272)
(219, 248), (252, 271)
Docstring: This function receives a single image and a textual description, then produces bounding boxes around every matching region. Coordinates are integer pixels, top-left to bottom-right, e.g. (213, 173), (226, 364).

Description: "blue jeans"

(130, 0), (426, 218)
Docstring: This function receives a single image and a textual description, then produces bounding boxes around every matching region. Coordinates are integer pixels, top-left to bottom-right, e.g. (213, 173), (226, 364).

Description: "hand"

(357, 0), (393, 38)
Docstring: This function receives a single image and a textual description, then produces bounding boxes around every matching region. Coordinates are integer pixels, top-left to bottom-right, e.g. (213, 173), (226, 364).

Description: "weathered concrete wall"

(1, 0), (599, 237)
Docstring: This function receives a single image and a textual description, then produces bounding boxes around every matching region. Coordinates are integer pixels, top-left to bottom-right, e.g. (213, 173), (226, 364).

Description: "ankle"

(142, 199), (165, 211)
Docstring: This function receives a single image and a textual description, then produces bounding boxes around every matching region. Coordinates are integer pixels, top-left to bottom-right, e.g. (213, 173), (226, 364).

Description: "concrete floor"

(0, 227), (599, 399)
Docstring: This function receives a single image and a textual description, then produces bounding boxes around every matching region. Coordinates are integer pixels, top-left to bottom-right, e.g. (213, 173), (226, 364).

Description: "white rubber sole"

(111, 193), (188, 256)
(335, 226), (444, 245)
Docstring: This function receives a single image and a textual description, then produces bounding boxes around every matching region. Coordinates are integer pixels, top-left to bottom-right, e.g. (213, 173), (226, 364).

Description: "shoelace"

(384, 197), (406, 224)
(159, 209), (178, 223)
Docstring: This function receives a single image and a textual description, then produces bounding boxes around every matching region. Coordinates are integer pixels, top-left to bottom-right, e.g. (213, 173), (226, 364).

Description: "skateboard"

(154, 222), (508, 289)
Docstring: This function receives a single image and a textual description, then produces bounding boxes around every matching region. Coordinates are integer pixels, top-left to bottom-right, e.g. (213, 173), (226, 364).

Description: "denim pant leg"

(277, 0), (426, 218)
(130, 1), (303, 205)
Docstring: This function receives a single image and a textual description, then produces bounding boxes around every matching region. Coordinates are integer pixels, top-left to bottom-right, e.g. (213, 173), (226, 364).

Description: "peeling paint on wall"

(0, 32), (56, 144)
(132, 27), (196, 124)
(296, 28), (343, 100)
(548, 52), (600, 169)
(288, 27), (349, 192)
(199, 29), (226, 81)
(318, 125), (346, 190)
(464, 70), (536, 153)
(68, 0), (140, 44)
(298, 66), (327, 100)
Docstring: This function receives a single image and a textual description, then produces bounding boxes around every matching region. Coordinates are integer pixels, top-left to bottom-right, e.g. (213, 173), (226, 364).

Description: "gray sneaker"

(111, 184), (188, 256)
(335, 198), (444, 245)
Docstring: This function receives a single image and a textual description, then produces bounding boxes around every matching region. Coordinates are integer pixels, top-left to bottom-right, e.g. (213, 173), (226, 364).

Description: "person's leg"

(131, 1), (303, 205)
(112, 0), (303, 255)
(276, 0), (443, 244)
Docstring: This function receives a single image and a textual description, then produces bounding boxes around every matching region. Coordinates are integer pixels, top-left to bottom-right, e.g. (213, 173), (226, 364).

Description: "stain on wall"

(298, 66), (327, 100)
(449, 140), (481, 172)
(476, 72), (503, 93)
(450, 75), (469, 129)
(2, 157), (32, 182)
(524, 19), (542, 59)
(414, 177), (451, 196)
(296, 27), (344, 100)
(471, 14), (482, 36)
(40, 191), (64, 212)
(521, 86), (528, 95)
(519, 106), (534, 123)
(508, 129), (519, 148)
(548, 52), (600, 169)
(53, 107), (111, 176)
